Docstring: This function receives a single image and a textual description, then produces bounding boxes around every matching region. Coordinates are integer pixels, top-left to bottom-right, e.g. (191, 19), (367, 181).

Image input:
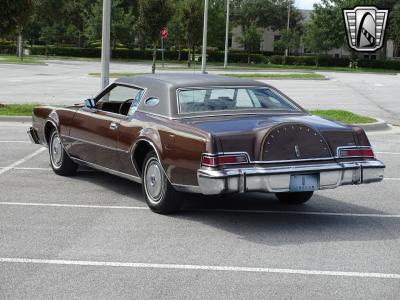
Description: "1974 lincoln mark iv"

(28, 74), (385, 213)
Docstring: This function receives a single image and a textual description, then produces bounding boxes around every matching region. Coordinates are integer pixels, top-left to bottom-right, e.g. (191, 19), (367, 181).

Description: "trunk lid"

(179, 113), (358, 161)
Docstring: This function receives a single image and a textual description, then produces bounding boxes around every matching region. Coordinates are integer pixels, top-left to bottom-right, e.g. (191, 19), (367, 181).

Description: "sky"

(295, 0), (320, 9)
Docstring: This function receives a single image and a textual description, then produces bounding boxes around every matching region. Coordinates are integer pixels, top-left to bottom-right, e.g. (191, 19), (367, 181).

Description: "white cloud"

(295, 0), (320, 10)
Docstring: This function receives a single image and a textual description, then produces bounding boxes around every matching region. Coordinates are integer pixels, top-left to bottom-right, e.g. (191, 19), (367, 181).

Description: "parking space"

(1, 123), (399, 298)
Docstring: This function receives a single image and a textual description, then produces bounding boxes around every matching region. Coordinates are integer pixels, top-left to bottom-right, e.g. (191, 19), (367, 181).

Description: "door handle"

(110, 122), (118, 130)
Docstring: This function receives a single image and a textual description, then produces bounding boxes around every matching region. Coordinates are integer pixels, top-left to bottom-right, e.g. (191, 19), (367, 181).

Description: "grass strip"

(0, 103), (40, 116)
(221, 73), (325, 79)
(0, 55), (45, 65)
(309, 109), (376, 124)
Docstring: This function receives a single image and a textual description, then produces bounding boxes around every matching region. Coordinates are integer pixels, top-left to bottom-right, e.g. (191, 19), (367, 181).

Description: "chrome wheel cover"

(51, 133), (63, 168)
(144, 158), (164, 204)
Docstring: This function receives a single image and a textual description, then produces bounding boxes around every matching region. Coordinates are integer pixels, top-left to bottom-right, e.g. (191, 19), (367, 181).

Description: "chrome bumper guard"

(197, 160), (385, 195)
(27, 127), (40, 144)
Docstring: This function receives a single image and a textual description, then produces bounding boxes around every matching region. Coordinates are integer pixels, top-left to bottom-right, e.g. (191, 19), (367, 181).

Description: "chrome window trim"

(171, 111), (305, 120)
(91, 82), (148, 118)
(176, 86), (302, 115)
(71, 157), (141, 183)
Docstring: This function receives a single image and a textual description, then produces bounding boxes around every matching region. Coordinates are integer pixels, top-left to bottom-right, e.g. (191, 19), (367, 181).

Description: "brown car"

(28, 73), (385, 213)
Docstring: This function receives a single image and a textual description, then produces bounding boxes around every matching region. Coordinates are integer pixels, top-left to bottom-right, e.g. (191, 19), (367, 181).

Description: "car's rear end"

(188, 114), (385, 196)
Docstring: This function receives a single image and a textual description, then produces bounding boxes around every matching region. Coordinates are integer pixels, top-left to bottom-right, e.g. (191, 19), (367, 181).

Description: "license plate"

(289, 174), (319, 192)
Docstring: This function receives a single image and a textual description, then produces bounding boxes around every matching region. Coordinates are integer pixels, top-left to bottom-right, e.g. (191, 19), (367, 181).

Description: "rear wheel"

(275, 191), (314, 205)
(49, 129), (78, 176)
(142, 151), (182, 214)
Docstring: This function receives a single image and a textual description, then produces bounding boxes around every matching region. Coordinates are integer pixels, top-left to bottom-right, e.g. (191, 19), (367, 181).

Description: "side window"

(236, 89), (260, 107)
(99, 85), (141, 103)
(144, 97), (160, 106)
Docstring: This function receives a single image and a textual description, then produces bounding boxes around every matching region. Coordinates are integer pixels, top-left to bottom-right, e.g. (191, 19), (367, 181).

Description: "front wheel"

(49, 129), (78, 176)
(142, 151), (182, 214)
(275, 191), (314, 205)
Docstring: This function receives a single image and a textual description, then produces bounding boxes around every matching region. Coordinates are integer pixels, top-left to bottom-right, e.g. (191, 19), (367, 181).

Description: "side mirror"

(84, 98), (95, 108)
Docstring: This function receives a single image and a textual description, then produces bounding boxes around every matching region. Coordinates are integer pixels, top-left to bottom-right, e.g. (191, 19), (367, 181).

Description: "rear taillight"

(339, 147), (375, 158)
(201, 153), (249, 167)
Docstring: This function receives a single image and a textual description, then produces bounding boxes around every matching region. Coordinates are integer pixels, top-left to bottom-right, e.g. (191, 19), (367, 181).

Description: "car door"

(68, 84), (141, 170)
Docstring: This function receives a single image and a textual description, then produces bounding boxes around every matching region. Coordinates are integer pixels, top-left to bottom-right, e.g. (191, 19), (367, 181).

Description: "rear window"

(178, 87), (298, 113)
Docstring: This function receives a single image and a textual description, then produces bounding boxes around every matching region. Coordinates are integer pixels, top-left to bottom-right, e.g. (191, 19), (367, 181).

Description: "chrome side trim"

(71, 157), (142, 184)
(135, 110), (173, 120)
(62, 135), (129, 153)
(172, 183), (200, 193)
(202, 152), (334, 165)
(252, 157), (335, 164)
(27, 127), (40, 144)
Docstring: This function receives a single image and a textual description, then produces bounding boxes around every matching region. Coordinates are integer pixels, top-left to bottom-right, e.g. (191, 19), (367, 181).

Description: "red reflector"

(340, 148), (374, 158)
(202, 154), (248, 167)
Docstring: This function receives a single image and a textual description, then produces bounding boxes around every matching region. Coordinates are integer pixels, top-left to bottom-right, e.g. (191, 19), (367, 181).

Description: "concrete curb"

(351, 118), (389, 132)
(0, 116), (32, 122)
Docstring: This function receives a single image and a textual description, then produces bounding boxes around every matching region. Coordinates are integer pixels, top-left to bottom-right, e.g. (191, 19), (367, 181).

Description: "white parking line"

(0, 167), (51, 170)
(1, 201), (400, 218)
(0, 202), (148, 210)
(384, 178), (400, 181)
(0, 257), (399, 279)
(0, 141), (30, 143)
(375, 151), (400, 155)
(0, 148), (46, 175)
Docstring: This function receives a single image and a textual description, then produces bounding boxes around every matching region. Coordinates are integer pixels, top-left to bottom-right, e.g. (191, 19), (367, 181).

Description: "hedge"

(2, 44), (400, 70)
(207, 51), (268, 64)
(357, 59), (400, 70)
(0, 44), (17, 55)
(267, 55), (400, 70)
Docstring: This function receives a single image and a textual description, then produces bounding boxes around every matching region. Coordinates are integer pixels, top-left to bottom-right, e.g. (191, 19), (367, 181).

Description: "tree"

(84, 0), (136, 49)
(304, 0), (398, 59)
(0, 0), (33, 59)
(182, 0), (204, 67)
(274, 28), (302, 55)
(138, 0), (173, 73)
(208, 0), (226, 49)
(388, 2), (400, 57)
(231, 0), (302, 32)
(239, 23), (261, 54)
(167, 0), (185, 60)
(0, 0), (33, 36)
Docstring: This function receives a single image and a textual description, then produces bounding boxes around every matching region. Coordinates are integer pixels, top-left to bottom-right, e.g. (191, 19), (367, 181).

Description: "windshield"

(178, 87), (299, 114)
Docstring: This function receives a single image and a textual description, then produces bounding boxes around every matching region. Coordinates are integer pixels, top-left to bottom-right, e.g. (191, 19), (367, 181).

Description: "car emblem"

(343, 6), (388, 52)
(294, 145), (301, 158)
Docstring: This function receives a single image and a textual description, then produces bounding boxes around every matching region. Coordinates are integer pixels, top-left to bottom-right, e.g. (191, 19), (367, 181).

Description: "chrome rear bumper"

(197, 160), (385, 195)
(27, 127), (40, 144)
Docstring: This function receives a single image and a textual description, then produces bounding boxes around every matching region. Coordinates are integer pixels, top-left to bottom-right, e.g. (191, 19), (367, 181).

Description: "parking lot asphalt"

(1, 59), (400, 124)
(0, 121), (399, 299)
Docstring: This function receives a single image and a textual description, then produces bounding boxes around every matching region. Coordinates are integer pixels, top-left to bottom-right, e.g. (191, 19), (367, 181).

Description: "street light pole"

(284, 0), (291, 57)
(101, 0), (111, 89)
(201, 0), (209, 74)
(223, 0), (230, 69)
